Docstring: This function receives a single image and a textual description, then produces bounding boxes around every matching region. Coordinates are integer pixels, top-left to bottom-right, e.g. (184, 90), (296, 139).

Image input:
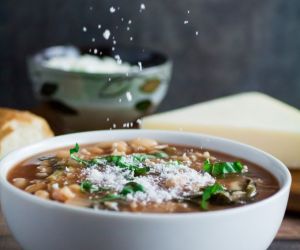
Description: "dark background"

(1, 0), (300, 111)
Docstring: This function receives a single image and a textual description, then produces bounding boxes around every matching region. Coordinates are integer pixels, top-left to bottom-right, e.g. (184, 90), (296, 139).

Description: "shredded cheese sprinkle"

(82, 156), (215, 203)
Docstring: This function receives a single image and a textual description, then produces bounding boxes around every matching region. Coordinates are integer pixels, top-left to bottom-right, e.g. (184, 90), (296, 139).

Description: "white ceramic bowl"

(0, 130), (291, 250)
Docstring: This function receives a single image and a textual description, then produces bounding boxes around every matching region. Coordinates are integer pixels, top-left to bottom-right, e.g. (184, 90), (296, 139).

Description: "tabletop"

(0, 209), (299, 250)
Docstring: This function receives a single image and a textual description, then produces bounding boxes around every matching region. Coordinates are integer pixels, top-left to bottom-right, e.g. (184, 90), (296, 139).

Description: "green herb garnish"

(105, 155), (151, 176)
(133, 166), (151, 176)
(69, 144), (168, 173)
(203, 159), (244, 177)
(70, 143), (79, 155)
(69, 144), (118, 167)
(120, 181), (145, 195)
(69, 143), (89, 165)
(201, 183), (225, 210)
(80, 180), (109, 193)
(96, 182), (145, 203)
(104, 155), (123, 165)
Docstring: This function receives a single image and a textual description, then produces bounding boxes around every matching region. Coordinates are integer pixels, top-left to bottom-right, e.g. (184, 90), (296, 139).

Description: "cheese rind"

(142, 92), (300, 169)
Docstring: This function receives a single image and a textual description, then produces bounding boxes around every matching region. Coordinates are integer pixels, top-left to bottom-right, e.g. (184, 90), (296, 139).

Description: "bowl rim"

(0, 129), (291, 220)
(28, 45), (172, 77)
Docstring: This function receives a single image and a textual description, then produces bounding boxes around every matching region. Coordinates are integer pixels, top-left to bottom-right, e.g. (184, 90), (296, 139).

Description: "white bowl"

(0, 130), (291, 250)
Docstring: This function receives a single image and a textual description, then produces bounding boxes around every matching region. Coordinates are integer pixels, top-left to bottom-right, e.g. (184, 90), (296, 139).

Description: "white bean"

(12, 178), (28, 189)
(25, 183), (46, 193)
(129, 138), (158, 151)
(56, 150), (70, 159)
(35, 190), (50, 199)
(111, 141), (128, 153)
(52, 187), (75, 202)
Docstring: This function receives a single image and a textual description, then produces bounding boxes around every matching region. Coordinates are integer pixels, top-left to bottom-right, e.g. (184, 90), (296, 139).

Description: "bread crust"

(0, 107), (54, 150)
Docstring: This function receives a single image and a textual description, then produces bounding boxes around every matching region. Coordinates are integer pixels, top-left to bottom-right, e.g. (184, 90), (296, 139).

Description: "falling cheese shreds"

(109, 6), (116, 13)
(138, 61), (143, 71)
(103, 29), (111, 40)
(140, 3), (146, 12)
(126, 91), (133, 101)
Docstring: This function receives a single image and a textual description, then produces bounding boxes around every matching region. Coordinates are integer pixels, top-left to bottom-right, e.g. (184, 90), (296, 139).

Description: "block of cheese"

(0, 108), (54, 158)
(142, 92), (300, 169)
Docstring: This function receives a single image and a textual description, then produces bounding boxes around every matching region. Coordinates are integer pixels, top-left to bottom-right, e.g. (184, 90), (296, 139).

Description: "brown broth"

(7, 141), (279, 213)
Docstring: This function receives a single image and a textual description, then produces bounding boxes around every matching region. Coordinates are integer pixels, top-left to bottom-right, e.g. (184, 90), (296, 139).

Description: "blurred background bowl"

(28, 45), (172, 133)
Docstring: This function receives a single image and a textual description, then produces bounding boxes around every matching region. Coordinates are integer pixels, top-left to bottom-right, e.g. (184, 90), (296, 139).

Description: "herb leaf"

(203, 159), (244, 177)
(70, 143), (79, 154)
(105, 155), (151, 176)
(201, 183), (225, 210)
(69, 143), (89, 165)
(96, 182), (145, 204)
(80, 180), (97, 193)
(69, 144), (168, 174)
(134, 166), (150, 176)
(120, 182), (145, 195)
(80, 180), (109, 193)
(105, 155), (122, 165)
(105, 155), (138, 169)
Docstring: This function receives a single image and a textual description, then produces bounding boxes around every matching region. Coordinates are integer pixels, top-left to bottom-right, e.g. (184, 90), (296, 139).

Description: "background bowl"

(28, 46), (172, 132)
(0, 130), (291, 250)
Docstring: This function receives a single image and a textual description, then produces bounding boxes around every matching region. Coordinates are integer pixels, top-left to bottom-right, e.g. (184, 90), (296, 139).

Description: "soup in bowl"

(0, 130), (291, 250)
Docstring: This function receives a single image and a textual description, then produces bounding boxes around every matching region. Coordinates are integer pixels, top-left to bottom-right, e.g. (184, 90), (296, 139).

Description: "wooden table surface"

(0, 209), (299, 250)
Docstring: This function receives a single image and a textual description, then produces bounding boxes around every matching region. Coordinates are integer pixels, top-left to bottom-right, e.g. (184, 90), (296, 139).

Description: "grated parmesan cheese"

(82, 156), (215, 203)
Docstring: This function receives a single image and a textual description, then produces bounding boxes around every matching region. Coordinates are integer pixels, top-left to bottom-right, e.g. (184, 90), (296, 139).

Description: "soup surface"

(8, 138), (279, 213)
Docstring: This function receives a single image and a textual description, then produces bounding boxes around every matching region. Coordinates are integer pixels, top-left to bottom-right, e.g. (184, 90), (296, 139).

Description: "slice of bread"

(0, 108), (54, 158)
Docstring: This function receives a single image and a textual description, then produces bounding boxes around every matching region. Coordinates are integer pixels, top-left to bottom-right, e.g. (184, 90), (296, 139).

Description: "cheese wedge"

(142, 92), (300, 169)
